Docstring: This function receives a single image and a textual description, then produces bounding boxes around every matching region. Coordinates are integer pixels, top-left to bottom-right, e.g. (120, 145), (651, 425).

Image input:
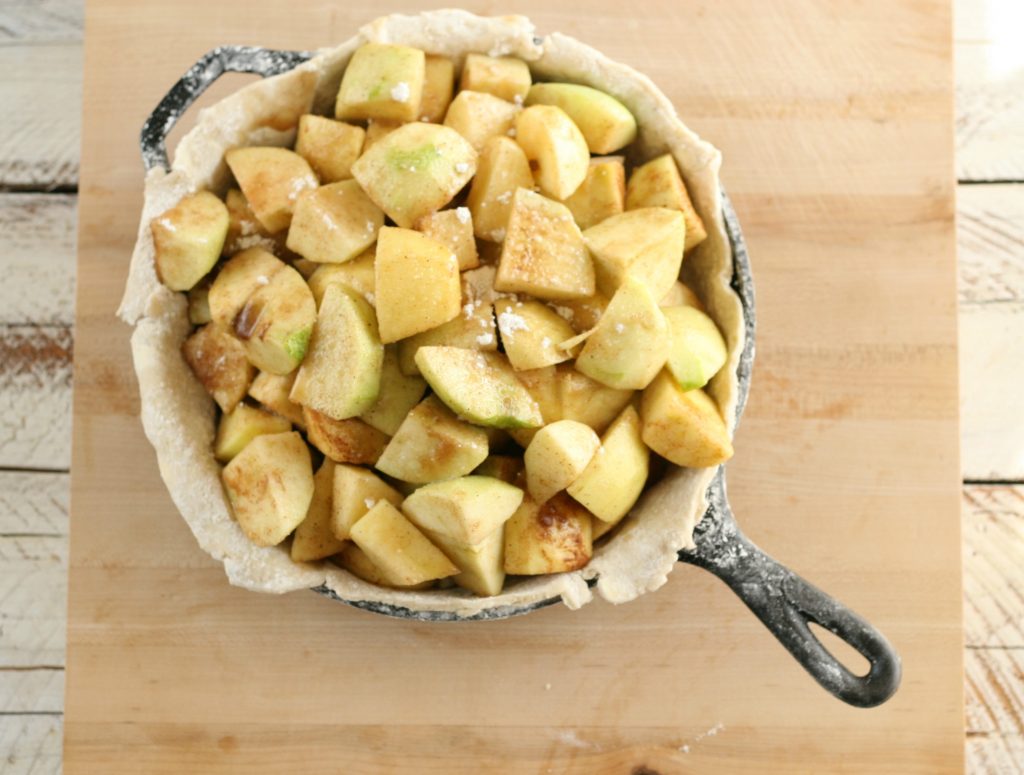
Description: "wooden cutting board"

(65, 1), (964, 771)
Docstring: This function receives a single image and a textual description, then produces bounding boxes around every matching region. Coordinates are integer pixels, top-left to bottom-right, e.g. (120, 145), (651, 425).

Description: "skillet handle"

(140, 46), (314, 172)
(682, 476), (901, 707)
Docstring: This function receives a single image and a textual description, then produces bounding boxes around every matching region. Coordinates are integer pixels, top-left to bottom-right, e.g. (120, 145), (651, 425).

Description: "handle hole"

(164, 72), (266, 169)
(808, 622), (871, 678)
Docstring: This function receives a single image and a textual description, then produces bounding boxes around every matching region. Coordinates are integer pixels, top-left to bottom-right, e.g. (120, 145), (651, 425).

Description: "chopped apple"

(396, 300), (496, 376)
(363, 119), (401, 151)
(443, 90), (519, 151)
(459, 53), (531, 102)
(208, 247), (284, 330)
(567, 405), (648, 525)
(188, 280), (212, 325)
(525, 83), (637, 154)
(335, 43), (425, 123)
(402, 476), (524, 545)
(375, 395), (489, 484)
(374, 226), (461, 343)
(494, 188), (594, 301)
(626, 154), (707, 251)
(461, 264), (499, 304)
(515, 366), (562, 424)
(214, 402), (291, 462)
(351, 122), (477, 228)
(494, 299), (578, 370)
(660, 280), (704, 310)
(419, 54), (455, 122)
(221, 431), (314, 547)
(415, 208), (479, 270)
(225, 147), (318, 233)
(514, 105), (589, 200)
(294, 115), (365, 183)
(248, 370), (306, 427)
(563, 157), (625, 230)
(576, 276), (668, 390)
(303, 407), (389, 465)
(291, 284), (382, 419)
(426, 527), (505, 596)
(555, 292), (609, 333)
(331, 463), (404, 541)
(151, 190), (229, 291)
(349, 500), (459, 586)
(182, 323), (254, 412)
(556, 365), (634, 434)
(466, 136), (533, 242)
(232, 263), (317, 374)
(359, 347), (427, 435)
(473, 455), (523, 483)
(285, 179), (383, 264)
(291, 459), (345, 562)
(524, 420), (600, 503)
(663, 305), (728, 390)
(414, 347), (542, 429)
(223, 188), (283, 256)
(583, 207), (686, 301)
(290, 257), (319, 279)
(640, 369), (733, 467)
(307, 248), (376, 307)
(333, 543), (433, 589)
(504, 492), (593, 574)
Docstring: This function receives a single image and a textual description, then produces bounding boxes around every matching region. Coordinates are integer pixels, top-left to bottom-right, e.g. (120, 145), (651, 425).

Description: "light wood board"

(62, 0), (965, 772)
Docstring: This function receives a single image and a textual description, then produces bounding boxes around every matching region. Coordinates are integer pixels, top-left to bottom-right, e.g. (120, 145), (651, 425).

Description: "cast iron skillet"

(141, 46), (902, 708)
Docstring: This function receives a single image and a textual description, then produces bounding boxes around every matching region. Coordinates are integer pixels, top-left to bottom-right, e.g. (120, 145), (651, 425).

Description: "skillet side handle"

(684, 478), (901, 708)
(141, 46), (314, 172)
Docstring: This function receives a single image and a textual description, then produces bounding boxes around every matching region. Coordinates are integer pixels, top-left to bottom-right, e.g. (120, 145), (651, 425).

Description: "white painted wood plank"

(0, 0), (83, 44)
(0, 472), (69, 536)
(0, 326), (72, 470)
(965, 649), (1024, 764)
(0, 535), (67, 668)
(0, 42), (81, 188)
(957, 184), (1024, 305)
(0, 194), (77, 326)
(0, 668), (64, 713)
(0, 715), (62, 775)
(955, 0), (1024, 180)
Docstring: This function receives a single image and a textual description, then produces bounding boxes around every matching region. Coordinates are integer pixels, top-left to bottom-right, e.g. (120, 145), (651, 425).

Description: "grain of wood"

(0, 0), (83, 44)
(0, 535), (67, 668)
(0, 715), (62, 775)
(0, 668), (64, 712)
(0, 194), (77, 326)
(0, 42), (82, 188)
(954, 0), (1024, 181)
(957, 184), (1024, 304)
(965, 649), (1024, 772)
(0, 325), (73, 470)
(0, 471), (69, 536)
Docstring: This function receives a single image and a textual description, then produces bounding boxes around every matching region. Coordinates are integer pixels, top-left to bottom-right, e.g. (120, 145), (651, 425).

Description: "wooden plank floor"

(1, 0), (1020, 770)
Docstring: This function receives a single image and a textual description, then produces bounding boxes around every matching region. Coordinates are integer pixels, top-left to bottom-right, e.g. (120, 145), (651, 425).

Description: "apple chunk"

(414, 347), (543, 429)
(443, 90), (519, 152)
(291, 459), (345, 562)
(504, 492), (593, 575)
(151, 190), (229, 291)
(285, 179), (383, 264)
(225, 147), (318, 234)
(397, 300), (497, 376)
(374, 226), (462, 343)
(291, 284), (383, 419)
(331, 464), (404, 541)
(375, 396), (489, 484)
(232, 263), (317, 375)
(514, 105), (589, 200)
(248, 370), (306, 427)
(494, 188), (594, 301)
(663, 305), (728, 390)
(583, 207), (685, 301)
(430, 527), (506, 596)
(563, 157), (625, 230)
(524, 420), (600, 503)
(359, 347), (427, 435)
(182, 323), (254, 413)
(221, 431), (314, 547)
(459, 53), (531, 102)
(414, 208), (479, 271)
(419, 55), (455, 122)
(576, 276), (669, 390)
(307, 248), (376, 307)
(333, 543), (433, 589)
(208, 248), (284, 330)
(466, 136), (533, 242)
(494, 299), (578, 370)
(567, 406), (649, 525)
(626, 154), (708, 252)
(214, 403), (291, 462)
(525, 83), (637, 154)
(294, 115), (365, 183)
(303, 407), (389, 466)
(402, 476), (524, 545)
(335, 43), (425, 123)
(351, 122), (477, 228)
(350, 500), (459, 586)
(640, 369), (733, 468)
